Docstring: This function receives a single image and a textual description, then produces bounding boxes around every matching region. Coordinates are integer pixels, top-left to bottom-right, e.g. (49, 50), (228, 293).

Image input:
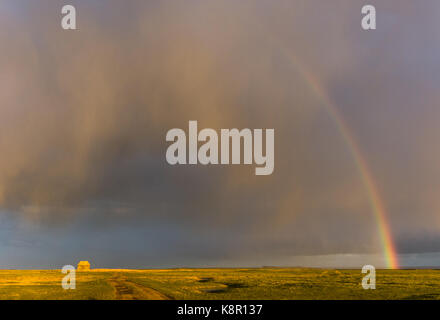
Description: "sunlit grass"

(1, 268), (439, 300)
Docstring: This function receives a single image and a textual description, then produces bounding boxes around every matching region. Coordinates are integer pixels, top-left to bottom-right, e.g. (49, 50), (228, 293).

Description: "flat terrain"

(0, 268), (440, 300)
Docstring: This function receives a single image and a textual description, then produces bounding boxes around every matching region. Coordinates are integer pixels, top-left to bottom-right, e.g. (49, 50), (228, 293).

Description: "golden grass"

(0, 268), (439, 300)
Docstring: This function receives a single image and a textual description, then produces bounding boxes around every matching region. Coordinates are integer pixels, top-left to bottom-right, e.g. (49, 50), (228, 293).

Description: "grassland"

(1, 268), (440, 300)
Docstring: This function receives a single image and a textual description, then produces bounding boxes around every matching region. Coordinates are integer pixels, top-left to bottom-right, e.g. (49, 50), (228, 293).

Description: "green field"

(0, 268), (439, 300)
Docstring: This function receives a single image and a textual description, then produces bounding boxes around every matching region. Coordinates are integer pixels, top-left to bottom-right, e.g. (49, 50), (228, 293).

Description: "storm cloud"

(1, 0), (440, 267)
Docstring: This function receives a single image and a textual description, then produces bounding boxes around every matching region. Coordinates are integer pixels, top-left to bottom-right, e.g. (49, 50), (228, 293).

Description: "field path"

(108, 275), (170, 300)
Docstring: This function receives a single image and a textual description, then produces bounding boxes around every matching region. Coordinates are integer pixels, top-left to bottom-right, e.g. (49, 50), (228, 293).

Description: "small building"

(77, 261), (91, 271)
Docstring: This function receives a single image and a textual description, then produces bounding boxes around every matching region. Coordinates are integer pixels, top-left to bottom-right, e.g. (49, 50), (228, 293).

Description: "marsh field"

(0, 268), (439, 300)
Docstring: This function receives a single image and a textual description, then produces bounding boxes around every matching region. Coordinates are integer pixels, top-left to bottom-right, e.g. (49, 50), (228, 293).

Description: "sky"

(0, 0), (440, 269)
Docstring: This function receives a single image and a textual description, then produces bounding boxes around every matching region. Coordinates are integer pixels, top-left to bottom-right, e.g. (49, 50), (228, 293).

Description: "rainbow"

(282, 50), (399, 269)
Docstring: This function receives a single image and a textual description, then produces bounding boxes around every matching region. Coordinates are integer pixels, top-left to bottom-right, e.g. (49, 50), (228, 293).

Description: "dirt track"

(108, 276), (170, 300)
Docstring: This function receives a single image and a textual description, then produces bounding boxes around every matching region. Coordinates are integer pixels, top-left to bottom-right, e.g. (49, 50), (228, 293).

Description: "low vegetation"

(1, 268), (439, 300)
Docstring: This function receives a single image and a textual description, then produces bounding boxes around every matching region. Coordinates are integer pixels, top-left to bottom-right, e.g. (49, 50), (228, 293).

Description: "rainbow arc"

(282, 50), (399, 269)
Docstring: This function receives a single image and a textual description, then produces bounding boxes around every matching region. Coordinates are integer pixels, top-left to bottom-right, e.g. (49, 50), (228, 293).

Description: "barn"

(77, 261), (91, 271)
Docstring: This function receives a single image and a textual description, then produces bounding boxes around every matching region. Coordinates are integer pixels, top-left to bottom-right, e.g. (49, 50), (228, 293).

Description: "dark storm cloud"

(1, 0), (440, 266)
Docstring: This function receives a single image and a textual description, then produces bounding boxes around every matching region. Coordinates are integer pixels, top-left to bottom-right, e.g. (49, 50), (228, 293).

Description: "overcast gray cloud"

(0, 0), (440, 268)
